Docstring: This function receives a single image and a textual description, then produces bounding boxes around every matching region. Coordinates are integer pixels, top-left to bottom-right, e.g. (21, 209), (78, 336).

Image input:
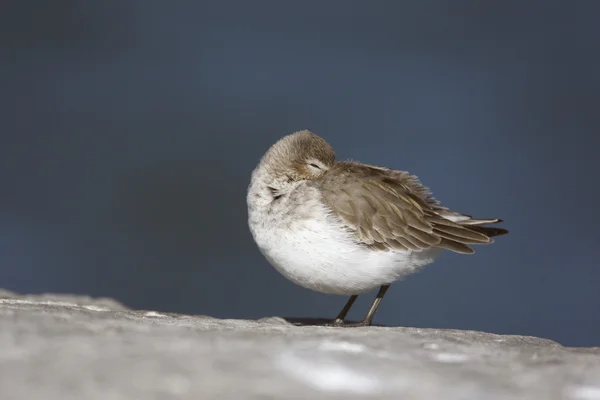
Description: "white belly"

(249, 200), (441, 295)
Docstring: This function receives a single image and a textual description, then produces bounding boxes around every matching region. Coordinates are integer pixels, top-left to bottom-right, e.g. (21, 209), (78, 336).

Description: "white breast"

(248, 181), (441, 295)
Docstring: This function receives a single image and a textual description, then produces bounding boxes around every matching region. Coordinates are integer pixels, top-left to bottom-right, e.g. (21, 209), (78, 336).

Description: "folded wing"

(317, 162), (508, 254)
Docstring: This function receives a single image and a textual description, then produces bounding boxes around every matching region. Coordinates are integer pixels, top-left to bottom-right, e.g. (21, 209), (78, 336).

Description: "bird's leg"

(331, 295), (358, 325)
(338, 284), (390, 327)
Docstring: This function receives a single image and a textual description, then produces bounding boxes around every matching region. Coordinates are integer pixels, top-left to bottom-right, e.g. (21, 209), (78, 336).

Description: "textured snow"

(0, 289), (599, 400)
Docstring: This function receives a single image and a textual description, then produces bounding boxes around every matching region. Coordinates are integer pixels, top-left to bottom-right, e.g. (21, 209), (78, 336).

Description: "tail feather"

(466, 225), (509, 238)
(440, 211), (502, 225)
(437, 238), (475, 254)
(432, 211), (508, 253)
(457, 217), (503, 226)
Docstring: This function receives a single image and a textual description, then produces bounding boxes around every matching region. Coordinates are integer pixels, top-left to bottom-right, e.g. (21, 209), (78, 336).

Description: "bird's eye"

(309, 163), (321, 170)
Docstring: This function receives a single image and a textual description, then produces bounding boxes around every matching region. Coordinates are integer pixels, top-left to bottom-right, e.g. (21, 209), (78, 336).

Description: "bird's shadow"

(282, 317), (389, 328)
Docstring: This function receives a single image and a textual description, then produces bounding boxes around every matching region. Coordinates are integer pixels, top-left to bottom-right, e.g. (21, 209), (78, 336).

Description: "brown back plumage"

(316, 162), (508, 254)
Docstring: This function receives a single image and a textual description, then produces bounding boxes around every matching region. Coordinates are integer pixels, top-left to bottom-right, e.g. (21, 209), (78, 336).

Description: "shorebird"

(247, 130), (507, 327)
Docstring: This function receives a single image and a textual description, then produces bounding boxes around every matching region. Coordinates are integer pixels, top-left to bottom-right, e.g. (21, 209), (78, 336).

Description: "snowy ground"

(0, 289), (599, 400)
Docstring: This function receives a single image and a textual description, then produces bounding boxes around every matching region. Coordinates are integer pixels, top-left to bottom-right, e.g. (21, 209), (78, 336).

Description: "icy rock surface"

(0, 289), (599, 400)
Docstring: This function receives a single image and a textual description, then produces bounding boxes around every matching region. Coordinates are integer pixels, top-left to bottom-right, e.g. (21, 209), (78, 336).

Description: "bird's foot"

(325, 318), (371, 328)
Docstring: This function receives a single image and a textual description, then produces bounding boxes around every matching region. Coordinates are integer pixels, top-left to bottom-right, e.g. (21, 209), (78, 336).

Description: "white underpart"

(247, 173), (441, 295)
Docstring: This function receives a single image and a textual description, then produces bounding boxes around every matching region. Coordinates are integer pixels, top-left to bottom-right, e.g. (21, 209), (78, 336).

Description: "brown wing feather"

(316, 162), (506, 254)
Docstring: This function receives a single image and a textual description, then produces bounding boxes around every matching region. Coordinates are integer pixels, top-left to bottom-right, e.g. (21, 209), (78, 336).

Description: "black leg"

(361, 284), (390, 325)
(331, 295), (358, 325)
(338, 284), (390, 327)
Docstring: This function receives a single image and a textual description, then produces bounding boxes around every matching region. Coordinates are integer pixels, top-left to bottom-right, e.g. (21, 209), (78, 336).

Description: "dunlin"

(247, 130), (507, 327)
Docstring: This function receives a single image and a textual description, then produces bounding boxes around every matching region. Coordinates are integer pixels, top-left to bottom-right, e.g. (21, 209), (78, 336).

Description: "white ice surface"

(0, 289), (599, 400)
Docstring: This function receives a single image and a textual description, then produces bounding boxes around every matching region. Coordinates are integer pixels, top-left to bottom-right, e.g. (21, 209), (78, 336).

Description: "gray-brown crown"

(258, 130), (336, 181)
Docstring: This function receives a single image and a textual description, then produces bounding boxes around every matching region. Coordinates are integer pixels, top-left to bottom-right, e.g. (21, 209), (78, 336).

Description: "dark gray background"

(1, 1), (598, 346)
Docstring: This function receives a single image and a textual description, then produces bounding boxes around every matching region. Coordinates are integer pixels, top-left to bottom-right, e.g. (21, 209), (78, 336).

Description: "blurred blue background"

(1, 1), (598, 346)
